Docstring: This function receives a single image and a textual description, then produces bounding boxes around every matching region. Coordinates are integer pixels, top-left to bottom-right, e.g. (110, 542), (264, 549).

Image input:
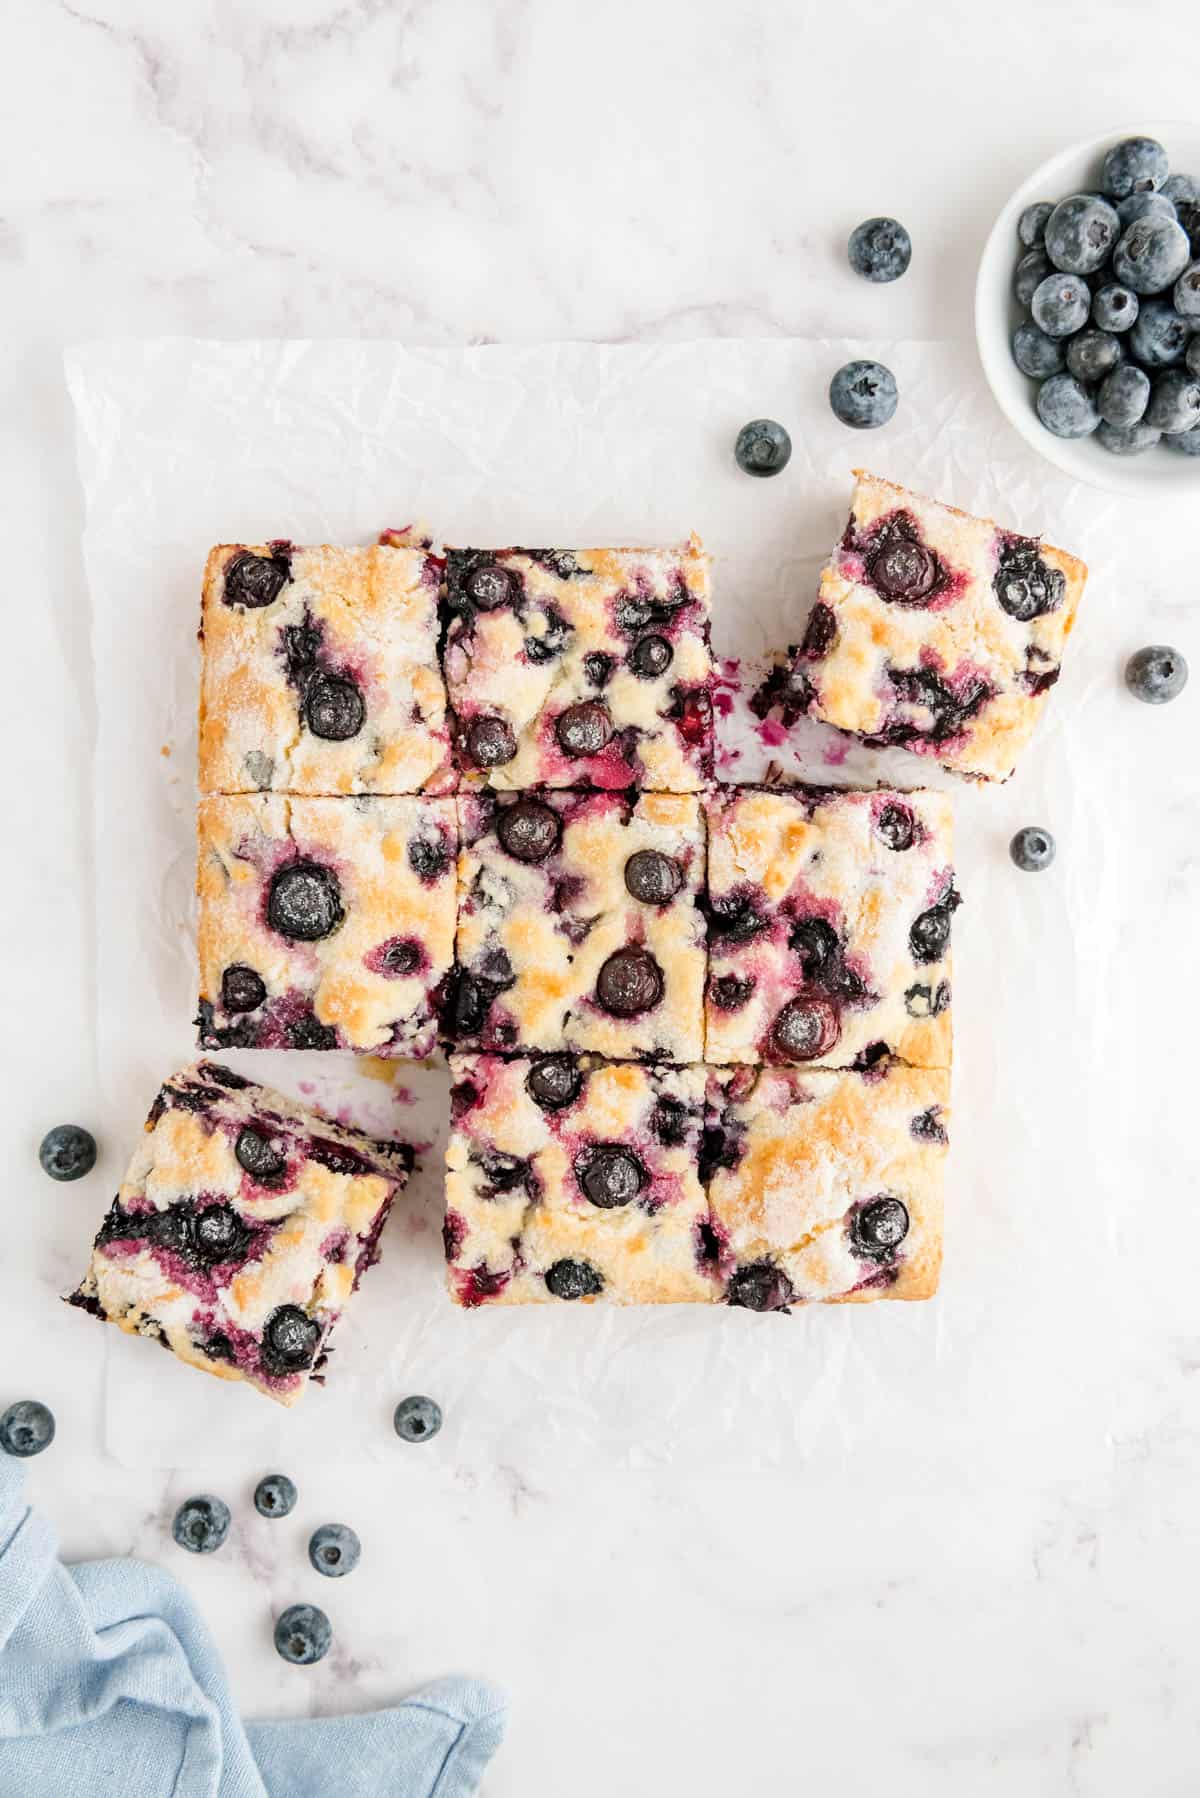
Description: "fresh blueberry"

(734, 418), (792, 476)
(1130, 300), (1191, 367)
(1146, 368), (1200, 434)
(910, 889), (960, 963)
(770, 995), (840, 1062)
(526, 1056), (583, 1111)
(1165, 422), (1200, 455)
(1125, 646), (1188, 704)
(1036, 373), (1100, 438)
(1116, 192), (1177, 229)
(1013, 250), (1051, 307)
(1091, 283), (1139, 332)
(39, 1124), (96, 1182)
(544, 1259), (604, 1301)
(1174, 263), (1200, 318)
(555, 700), (611, 758)
(254, 1474), (297, 1518)
(172, 1494), (231, 1554)
(624, 849), (683, 906)
(303, 672), (365, 741)
(1011, 321), (1065, 380)
(268, 862), (343, 942)
(465, 714), (517, 768)
(0, 1400), (56, 1458)
(1018, 202), (1054, 249)
(235, 1125), (287, 1182)
(496, 798), (561, 864)
(727, 1261), (794, 1311)
(394, 1394), (443, 1442)
(847, 216), (912, 282)
(1030, 273), (1090, 338)
(1097, 418), (1162, 455)
(594, 947), (664, 1016)
(1113, 219), (1191, 295)
(875, 801), (915, 851)
(1164, 174), (1200, 207)
(1010, 826), (1056, 872)
(309, 1523), (360, 1578)
(261, 1305), (321, 1376)
(1190, 338), (1200, 378)
(629, 634), (673, 678)
(1043, 194), (1120, 274)
(221, 963), (266, 1014)
(1102, 136), (1169, 201)
(1065, 329), (1123, 383)
(1097, 363), (1151, 426)
(274, 1604), (331, 1666)
(829, 360), (898, 430)
(849, 1197), (910, 1259)
(578, 1146), (645, 1209)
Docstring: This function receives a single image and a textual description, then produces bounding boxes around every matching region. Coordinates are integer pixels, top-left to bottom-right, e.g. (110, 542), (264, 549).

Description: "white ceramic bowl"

(975, 122), (1200, 497)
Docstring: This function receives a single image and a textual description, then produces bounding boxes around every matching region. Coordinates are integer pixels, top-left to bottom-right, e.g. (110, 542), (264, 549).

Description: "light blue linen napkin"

(0, 1454), (505, 1796)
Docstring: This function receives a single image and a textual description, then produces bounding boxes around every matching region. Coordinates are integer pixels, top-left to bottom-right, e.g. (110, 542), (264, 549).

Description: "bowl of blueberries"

(976, 124), (1200, 494)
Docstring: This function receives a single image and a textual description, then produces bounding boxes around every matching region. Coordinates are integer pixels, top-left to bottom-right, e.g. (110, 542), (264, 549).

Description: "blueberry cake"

(197, 794), (456, 1057)
(200, 540), (454, 796)
(451, 789), (706, 1061)
(441, 540), (714, 790)
(795, 472), (1088, 781)
(706, 1060), (949, 1307)
(67, 1062), (412, 1404)
(704, 785), (955, 1070)
(444, 1054), (718, 1305)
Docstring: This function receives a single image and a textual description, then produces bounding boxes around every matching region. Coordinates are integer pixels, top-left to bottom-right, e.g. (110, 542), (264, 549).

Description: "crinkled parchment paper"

(66, 338), (1193, 1479)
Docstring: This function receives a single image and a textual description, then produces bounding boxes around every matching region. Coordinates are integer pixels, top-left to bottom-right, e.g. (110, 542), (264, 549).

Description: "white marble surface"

(3, 2), (1199, 1793)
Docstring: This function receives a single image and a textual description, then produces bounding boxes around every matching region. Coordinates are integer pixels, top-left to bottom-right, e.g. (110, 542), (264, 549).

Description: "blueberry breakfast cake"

(704, 785), (955, 1070)
(441, 541), (714, 789)
(450, 788), (706, 1060)
(200, 540), (454, 796)
(197, 794), (456, 1057)
(706, 1060), (949, 1307)
(67, 1063), (412, 1404)
(444, 1054), (718, 1305)
(794, 472), (1088, 781)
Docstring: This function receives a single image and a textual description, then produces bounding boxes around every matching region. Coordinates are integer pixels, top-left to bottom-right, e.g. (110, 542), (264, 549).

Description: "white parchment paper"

(66, 337), (1193, 1481)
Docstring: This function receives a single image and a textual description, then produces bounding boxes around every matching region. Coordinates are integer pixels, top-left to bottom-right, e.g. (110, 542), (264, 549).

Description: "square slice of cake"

(444, 1054), (719, 1306)
(704, 785), (955, 1070)
(199, 539), (454, 796)
(706, 1060), (949, 1307)
(795, 471), (1087, 781)
(67, 1062), (412, 1405)
(451, 789), (707, 1062)
(197, 794), (456, 1057)
(441, 540), (713, 790)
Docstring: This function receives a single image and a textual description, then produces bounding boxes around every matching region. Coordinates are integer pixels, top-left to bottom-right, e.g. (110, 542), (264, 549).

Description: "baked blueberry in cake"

(66, 1062), (412, 1405)
(441, 540), (713, 790)
(200, 539), (453, 796)
(451, 789), (706, 1061)
(197, 794), (456, 1057)
(796, 472), (1088, 781)
(704, 785), (955, 1070)
(705, 1060), (949, 1306)
(444, 1054), (718, 1305)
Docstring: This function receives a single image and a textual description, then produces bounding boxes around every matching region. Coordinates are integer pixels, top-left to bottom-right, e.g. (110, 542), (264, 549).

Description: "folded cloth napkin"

(0, 1454), (505, 1796)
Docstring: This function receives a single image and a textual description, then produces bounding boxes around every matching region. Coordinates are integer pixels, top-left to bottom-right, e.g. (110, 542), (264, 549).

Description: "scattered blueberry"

(261, 1305), (321, 1376)
(629, 634), (672, 678)
(544, 1259), (604, 1301)
(1097, 363), (1150, 426)
(465, 714), (517, 768)
(829, 360), (898, 430)
(1175, 263), (1200, 318)
(1011, 321), (1065, 379)
(734, 419), (792, 477)
(1146, 368), (1200, 434)
(1010, 826), (1056, 872)
(235, 1125), (287, 1182)
(1165, 423), (1200, 455)
(726, 1261), (794, 1311)
(1113, 218), (1190, 295)
(1116, 192), (1176, 229)
(0, 1400), (56, 1458)
(172, 1494), (231, 1554)
(274, 1604), (331, 1666)
(555, 700), (612, 758)
(221, 963), (266, 1013)
(579, 1146), (645, 1209)
(1036, 373), (1100, 438)
(1164, 174), (1200, 206)
(1043, 194), (1119, 274)
(1018, 202), (1054, 249)
(303, 672), (365, 741)
(847, 216), (912, 283)
(1098, 420), (1162, 455)
(309, 1523), (361, 1578)
(1130, 299), (1192, 367)
(268, 862), (343, 942)
(1031, 273), (1090, 338)
(1065, 328), (1123, 383)
(394, 1395), (443, 1442)
(1091, 283), (1138, 332)
(1102, 136), (1169, 201)
(875, 801), (915, 852)
(849, 1197), (910, 1259)
(594, 946), (665, 1016)
(254, 1474), (297, 1518)
(1125, 645), (1188, 704)
(770, 995), (840, 1062)
(497, 798), (561, 864)
(1013, 250), (1051, 307)
(224, 549), (290, 609)
(525, 1056), (583, 1112)
(39, 1124), (96, 1182)
(623, 849), (682, 906)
